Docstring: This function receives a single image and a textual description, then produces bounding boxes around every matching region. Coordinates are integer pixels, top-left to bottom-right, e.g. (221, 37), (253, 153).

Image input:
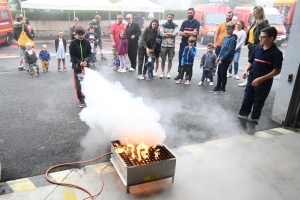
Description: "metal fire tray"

(110, 140), (176, 193)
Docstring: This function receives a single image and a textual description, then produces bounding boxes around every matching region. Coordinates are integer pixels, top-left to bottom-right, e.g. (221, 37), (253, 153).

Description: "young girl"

(117, 30), (128, 73)
(55, 30), (67, 72)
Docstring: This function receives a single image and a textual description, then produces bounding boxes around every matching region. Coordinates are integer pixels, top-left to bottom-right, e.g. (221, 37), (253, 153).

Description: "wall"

(29, 19), (185, 37)
(271, 1), (300, 124)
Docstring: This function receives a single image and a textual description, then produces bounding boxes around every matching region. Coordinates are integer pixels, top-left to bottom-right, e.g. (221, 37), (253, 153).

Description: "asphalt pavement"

(0, 36), (287, 182)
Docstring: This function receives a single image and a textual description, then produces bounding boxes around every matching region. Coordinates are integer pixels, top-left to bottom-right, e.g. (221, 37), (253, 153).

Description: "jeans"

(147, 66), (154, 78)
(19, 47), (29, 71)
(201, 70), (213, 82)
(177, 41), (188, 74)
(229, 49), (241, 75)
(216, 60), (231, 90)
(180, 64), (193, 81)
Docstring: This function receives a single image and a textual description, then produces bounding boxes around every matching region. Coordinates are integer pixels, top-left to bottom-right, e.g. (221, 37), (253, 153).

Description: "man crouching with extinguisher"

(69, 26), (92, 108)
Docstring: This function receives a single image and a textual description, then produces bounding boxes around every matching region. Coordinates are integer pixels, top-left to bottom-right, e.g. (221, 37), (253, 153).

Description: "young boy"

(198, 43), (217, 86)
(210, 21), (237, 94)
(238, 27), (283, 134)
(39, 44), (50, 72)
(24, 42), (39, 78)
(69, 26), (92, 108)
(85, 25), (99, 63)
(88, 36), (97, 68)
(145, 49), (155, 80)
(175, 36), (197, 85)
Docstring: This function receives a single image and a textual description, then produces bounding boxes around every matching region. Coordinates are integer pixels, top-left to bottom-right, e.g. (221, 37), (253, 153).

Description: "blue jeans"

(147, 66), (154, 78)
(201, 70), (213, 82)
(229, 49), (241, 75)
(19, 47), (29, 71)
(214, 46), (222, 57)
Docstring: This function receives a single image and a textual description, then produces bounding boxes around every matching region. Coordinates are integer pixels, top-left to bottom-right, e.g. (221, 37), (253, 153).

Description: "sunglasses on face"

(126, 18), (131, 20)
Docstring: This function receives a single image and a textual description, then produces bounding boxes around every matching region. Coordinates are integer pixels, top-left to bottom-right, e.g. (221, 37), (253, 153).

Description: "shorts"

(161, 47), (175, 61)
(98, 38), (103, 48)
(154, 49), (160, 58)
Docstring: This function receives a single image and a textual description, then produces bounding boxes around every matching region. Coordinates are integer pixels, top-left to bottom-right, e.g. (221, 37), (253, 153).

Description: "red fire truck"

(273, 0), (297, 35)
(194, 3), (231, 45)
(0, 0), (13, 46)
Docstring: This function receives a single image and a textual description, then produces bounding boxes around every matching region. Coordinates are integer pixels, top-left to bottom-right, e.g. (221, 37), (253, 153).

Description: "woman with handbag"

(239, 6), (270, 87)
(13, 14), (34, 71)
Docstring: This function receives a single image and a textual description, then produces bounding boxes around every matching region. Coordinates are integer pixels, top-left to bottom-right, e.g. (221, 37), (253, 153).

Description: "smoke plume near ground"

(79, 69), (166, 152)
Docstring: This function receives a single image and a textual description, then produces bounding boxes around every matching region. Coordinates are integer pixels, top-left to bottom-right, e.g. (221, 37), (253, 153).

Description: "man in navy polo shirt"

(174, 8), (200, 80)
(238, 27), (283, 134)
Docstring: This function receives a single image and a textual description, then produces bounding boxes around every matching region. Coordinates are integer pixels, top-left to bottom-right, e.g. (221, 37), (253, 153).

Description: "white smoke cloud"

(79, 68), (166, 148)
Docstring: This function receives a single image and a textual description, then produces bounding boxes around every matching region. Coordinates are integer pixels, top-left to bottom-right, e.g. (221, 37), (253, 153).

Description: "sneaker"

(35, 73), (39, 77)
(153, 72), (157, 77)
(58, 69), (61, 72)
(30, 74), (33, 78)
(209, 82), (214, 86)
(175, 79), (182, 84)
(239, 81), (247, 87)
(129, 68), (136, 72)
(198, 81), (203, 86)
(138, 74), (145, 80)
(160, 73), (164, 79)
(18, 67), (24, 71)
(209, 87), (219, 93)
(220, 89), (226, 94)
(146, 77), (151, 81)
(63, 69), (67, 72)
(79, 100), (86, 108)
(234, 75), (240, 80)
(246, 123), (256, 135)
(120, 69), (126, 73)
(174, 74), (180, 80)
(117, 68), (122, 72)
(227, 73), (232, 78)
(113, 66), (119, 71)
(166, 72), (171, 79)
(206, 78), (210, 82)
(184, 80), (191, 85)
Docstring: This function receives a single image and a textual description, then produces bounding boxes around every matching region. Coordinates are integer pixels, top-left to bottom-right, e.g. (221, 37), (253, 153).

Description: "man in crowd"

(90, 15), (106, 60)
(136, 14), (144, 29)
(109, 13), (127, 70)
(160, 12), (178, 79)
(174, 8), (200, 80)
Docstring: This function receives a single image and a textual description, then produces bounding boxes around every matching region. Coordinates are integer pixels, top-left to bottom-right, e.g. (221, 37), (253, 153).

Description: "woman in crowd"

(26, 18), (35, 38)
(239, 6), (269, 87)
(13, 14), (34, 71)
(137, 19), (159, 80)
(70, 17), (79, 40)
(227, 20), (246, 80)
(125, 14), (141, 72)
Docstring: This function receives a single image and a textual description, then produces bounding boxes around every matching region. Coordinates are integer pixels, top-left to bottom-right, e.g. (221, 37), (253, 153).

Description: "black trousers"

(72, 69), (84, 101)
(239, 73), (273, 122)
(247, 44), (256, 59)
(216, 60), (231, 90)
(138, 46), (148, 75)
(128, 42), (138, 69)
(177, 41), (188, 73)
(180, 65), (193, 81)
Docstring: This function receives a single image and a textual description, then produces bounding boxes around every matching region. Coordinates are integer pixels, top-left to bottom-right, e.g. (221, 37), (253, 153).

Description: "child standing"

(69, 26), (92, 108)
(154, 26), (162, 77)
(210, 21), (237, 94)
(88, 36), (97, 68)
(238, 27), (283, 134)
(24, 42), (39, 78)
(198, 43), (217, 86)
(117, 30), (128, 73)
(175, 36), (197, 85)
(39, 44), (50, 72)
(145, 49), (155, 80)
(55, 30), (67, 72)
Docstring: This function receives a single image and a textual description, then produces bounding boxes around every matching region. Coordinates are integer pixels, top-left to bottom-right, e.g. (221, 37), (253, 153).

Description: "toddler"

(198, 43), (217, 86)
(89, 36), (97, 67)
(145, 49), (155, 80)
(24, 42), (39, 78)
(39, 44), (50, 72)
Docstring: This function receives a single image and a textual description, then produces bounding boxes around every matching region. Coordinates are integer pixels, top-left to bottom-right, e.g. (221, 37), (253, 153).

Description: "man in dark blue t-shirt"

(238, 27), (283, 134)
(174, 8), (200, 80)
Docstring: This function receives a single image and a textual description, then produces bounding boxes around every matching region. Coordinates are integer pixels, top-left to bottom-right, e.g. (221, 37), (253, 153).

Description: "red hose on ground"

(45, 152), (112, 200)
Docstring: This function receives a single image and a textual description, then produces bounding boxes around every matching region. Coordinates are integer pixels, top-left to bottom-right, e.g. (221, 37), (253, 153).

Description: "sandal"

(101, 57), (107, 60)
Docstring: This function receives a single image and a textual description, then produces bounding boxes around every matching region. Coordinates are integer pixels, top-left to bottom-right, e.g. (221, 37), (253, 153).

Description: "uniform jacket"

(39, 50), (51, 61)
(160, 22), (178, 48)
(55, 37), (67, 52)
(69, 38), (92, 72)
(219, 34), (237, 62)
(181, 46), (197, 66)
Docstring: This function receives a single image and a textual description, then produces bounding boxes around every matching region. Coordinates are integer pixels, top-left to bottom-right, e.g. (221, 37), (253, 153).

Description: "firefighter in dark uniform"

(238, 27), (283, 134)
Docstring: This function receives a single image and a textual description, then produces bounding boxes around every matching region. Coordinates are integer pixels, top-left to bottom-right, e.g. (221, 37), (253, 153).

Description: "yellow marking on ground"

(7, 178), (36, 192)
(239, 135), (254, 143)
(94, 163), (115, 174)
(271, 128), (294, 135)
(256, 131), (275, 138)
(181, 145), (207, 154)
(64, 188), (77, 200)
(206, 140), (226, 148)
(50, 170), (72, 182)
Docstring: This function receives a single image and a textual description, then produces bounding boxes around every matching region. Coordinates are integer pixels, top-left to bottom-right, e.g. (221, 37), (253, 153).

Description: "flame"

(114, 137), (161, 162)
